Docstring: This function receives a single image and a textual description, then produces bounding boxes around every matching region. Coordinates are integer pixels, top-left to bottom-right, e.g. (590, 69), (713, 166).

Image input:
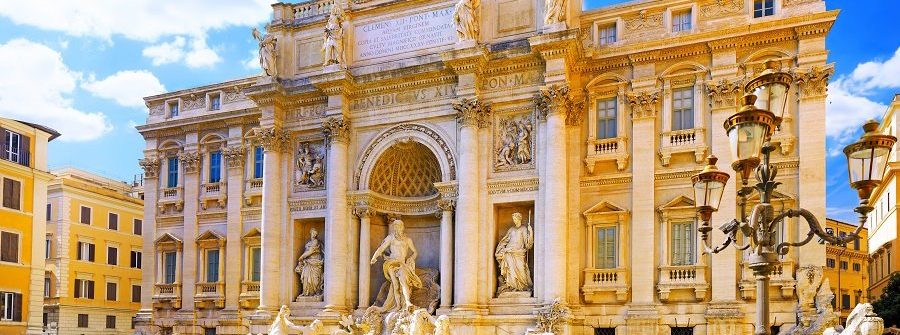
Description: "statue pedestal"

(323, 64), (343, 73)
(295, 294), (323, 303)
(256, 75), (277, 85)
(498, 291), (531, 298)
(489, 293), (538, 315)
(542, 22), (567, 33)
(455, 39), (478, 50)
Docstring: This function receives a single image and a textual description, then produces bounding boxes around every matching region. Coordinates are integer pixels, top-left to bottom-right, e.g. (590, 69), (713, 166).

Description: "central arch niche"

(368, 141), (441, 198)
(364, 139), (444, 312)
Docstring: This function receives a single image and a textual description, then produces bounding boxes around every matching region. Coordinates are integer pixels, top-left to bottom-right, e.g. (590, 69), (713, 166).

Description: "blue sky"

(0, 1), (897, 223)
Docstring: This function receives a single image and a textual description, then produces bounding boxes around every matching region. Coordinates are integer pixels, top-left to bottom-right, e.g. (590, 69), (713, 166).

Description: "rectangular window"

(80, 206), (92, 224)
(167, 157), (179, 188)
(595, 328), (616, 335)
(131, 250), (142, 269)
(77, 241), (95, 262)
(108, 212), (119, 230)
(1, 231), (19, 263)
(106, 315), (116, 329)
(106, 282), (117, 301)
(0, 292), (22, 321)
(853, 263), (861, 272)
(670, 222), (696, 266)
(826, 258), (835, 268)
(132, 285), (141, 303)
(44, 277), (51, 298)
(46, 237), (51, 259)
(107, 246), (118, 266)
(671, 9), (691, 32)
(209, 94), (221, 111)
(78, 314), (89, 328)
(2, 178), (21, 210)
(3, 130), (29, 166)
(253, 146), (264, 179)
(840, 260), (848, 270)
(209, 151), (222, 183)
(164, 252), (177, 284)
(134, 219), (143, 235)
(206, 249), (220, 282)
(841, 293), (851, 309)
(753, 0), (775, 18)
(854, 238), (860, 251)
(250, 247), (261, 282)
(46, 203), (51, 221)
(74, 279), (95, 299)
(597, 23), (617, 46)
(671, 87), (694, 130)
(671, 327), (694, 335)
(595, 98), (617, 139)
(168, 101), (179, 117)
(594, 226), (617, 269)
(204, 328), (217, 335)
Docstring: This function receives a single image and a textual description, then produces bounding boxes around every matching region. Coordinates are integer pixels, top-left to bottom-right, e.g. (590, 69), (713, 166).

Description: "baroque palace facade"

(134, 0), (835, 333)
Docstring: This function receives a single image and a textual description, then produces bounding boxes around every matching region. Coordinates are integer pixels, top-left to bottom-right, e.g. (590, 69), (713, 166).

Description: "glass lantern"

(843, 119), (897, 206)
(723, 94), (777, 181)
(692, 155), (731, 223)
(745, 60), (793, 122)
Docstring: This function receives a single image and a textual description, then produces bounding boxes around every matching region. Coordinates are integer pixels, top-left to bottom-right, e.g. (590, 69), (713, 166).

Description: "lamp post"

(691, 61), (897, 335)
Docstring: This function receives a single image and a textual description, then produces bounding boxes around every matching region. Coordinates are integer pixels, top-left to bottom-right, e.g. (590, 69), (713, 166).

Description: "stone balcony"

(200, 182), (227, 210)
(658, 128), (708, 166)
(239, 281), (260, 309)
(657, 264), (708, 302)
(581, 268), (629, 303)
(739, 260), (796, 300)
(158, 186), (184, 214)
(584, 136), (629, 173)
(244, 178), (263, 206)
(271, 0), (336, 25)
(153, 283), (182, 309)
(195, 282), (225, 309)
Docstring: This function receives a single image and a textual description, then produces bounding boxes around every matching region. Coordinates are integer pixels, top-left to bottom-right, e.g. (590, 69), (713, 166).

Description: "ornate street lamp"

(691, 64), (896, 335)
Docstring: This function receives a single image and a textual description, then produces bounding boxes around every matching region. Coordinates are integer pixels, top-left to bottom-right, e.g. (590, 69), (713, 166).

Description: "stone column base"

(625, 304), (661, 335)
(174, 310), (199, 335)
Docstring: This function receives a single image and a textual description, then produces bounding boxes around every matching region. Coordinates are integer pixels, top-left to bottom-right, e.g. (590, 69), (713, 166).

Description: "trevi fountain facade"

(133, 0), (840, 333)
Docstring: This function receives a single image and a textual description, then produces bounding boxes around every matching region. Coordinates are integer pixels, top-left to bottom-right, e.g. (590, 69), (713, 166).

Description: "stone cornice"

(487, 177), (539, 195)
(352, 74), (457, 98)
(243, 78), (287, 108)
(136, 110), (260, 138)
(579, 174), (632, 187)
(309, 69), (356, 96)
(440, 44), (490, 75)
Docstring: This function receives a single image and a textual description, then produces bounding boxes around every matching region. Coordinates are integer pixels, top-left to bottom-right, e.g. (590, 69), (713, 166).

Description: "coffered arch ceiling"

(368, 141), (441, 198)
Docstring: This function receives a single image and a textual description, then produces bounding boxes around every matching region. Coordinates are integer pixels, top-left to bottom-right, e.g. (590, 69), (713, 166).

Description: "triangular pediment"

(242, 228), (261, 241)
(659, 194), (695, 211)
(154, 232), (183, 246)
(196, 230), (225, 242)
(583, 200), (628, 216)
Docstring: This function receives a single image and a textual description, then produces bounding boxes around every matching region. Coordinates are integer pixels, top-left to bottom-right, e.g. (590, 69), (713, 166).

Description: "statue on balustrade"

(495, 212), (534, 295)
(544, 0), (567, 25)
(452, 0), (480, 41)
(322, 5), (347, 67)
(295, 228), (324, 299)
(251, 27), (278, 77)
(370, 219), (422, 313)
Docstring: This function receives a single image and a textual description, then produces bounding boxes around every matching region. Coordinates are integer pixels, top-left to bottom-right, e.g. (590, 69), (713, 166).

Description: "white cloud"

(0, 1), (272, 68)
(242, 49), (261, 71)
(82, 70), (166, 108)
(842, 47), (900, 94)
(0, 39), (113, 141)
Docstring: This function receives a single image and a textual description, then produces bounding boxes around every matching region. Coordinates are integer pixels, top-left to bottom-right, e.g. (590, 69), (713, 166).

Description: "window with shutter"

(80, 206), (92, 224)
(2, 178), (21, 210)
(74, 279), (82, 298)
(594, 226), (617, 269)
(1, 291), (21, 321)
(108, 212), (119, 230)
(87, 280), (95, 299)
(78, 314), (89, 328)
(253, 146), (264, 179)
(1, 231), (19, 263)
(164, 252), (177, 283)
(206, 249), (220, 282)
(209, 151), (222, 183)
(132, 285), (141, 303)
(167, 157), (179, 188)
(671, 222), (695, 265)
(106, 315), (116, 329)
(106, 282), (117, 301)
(134, 219), (143, 235)
(108, 246), (118, 265)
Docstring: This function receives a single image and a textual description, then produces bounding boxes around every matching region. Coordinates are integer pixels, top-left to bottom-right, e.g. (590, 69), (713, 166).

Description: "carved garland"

(699, 0), (744, 18)
(354, 123), (457, 188)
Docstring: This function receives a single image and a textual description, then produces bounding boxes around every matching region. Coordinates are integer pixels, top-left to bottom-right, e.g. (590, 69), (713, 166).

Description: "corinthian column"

(437, 199), (455, 310)
(452, 97), (487, 312)
(537, 85), (570, 303)
(257, 126), (287, 313)
(223, 140), (245, 313)
(135, 155), (160, 333)
(626, 90), (660, 306)
(322, 117), (352, 313)
(179, 149), (201, 313)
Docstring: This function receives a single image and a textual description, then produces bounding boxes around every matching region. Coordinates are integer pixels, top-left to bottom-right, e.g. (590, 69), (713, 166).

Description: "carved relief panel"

(493, 109), (535, 172)
(294, 139), (326, 192)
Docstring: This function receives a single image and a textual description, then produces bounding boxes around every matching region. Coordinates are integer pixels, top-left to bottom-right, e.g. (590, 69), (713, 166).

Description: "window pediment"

(583, 200), (629, 224)
(196, 230), (225, 248)
(658, 194), (697, 220)
(155, 233), (183, 251)
(242, 228), (261, 245)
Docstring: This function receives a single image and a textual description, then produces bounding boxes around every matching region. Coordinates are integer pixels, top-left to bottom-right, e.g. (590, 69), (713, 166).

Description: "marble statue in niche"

(251, 27), (278, 77)
(495, 114), (533, 169)
(370, 219), (422, 313)
(452, 0), (480, 41)
(295, 228), (324, 300)
(322, 5), (347, 67)
(495, 212), (534, 296)
(295, 142), (325, 190)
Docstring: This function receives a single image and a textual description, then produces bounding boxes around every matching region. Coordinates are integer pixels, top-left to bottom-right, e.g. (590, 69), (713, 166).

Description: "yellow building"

(824, 218), (869, 323)
(0, 118), (58, 335)
(44, 168), (143, 334)
(869, 94), (900, 300)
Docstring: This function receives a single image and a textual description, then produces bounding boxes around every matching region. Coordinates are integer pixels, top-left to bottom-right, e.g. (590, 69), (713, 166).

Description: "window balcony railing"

(244, 178), (263, 206)
(271, 0), (335, 24)
(584, 136), (629, 173)
(153, 283), (181, 309)
(195, 282), (225, 309)
(581, 268), (629, 303)
(239, 281), (261, 309)
(739, 260), (796, 300)
(157, 187), (184, 214)
(658, 128), (708, 166)
(200, 182), (227, 210)
(657, 264), (708, 301)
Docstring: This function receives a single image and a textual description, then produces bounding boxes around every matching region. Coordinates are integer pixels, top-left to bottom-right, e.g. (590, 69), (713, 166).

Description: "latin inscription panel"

(354, 7), (457, 61)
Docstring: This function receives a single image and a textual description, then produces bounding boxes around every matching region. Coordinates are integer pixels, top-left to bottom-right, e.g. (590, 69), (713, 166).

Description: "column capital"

(627, 90), (661, 120)
(353, 206), (375, 219)
(453, 97), (491, 128)
(253, 126), (290, 152)
(565, 99), (586, 127)
(322, 117), (352, 144)
(223, 146), (246, 170)
(139, 157), (160, 179)
(705, 78), (743, 110)
(178, 151), (201, 174)
(437, 199), (456, 212)
(794, 65), (834, 101)
(537, 84), (583, 125)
